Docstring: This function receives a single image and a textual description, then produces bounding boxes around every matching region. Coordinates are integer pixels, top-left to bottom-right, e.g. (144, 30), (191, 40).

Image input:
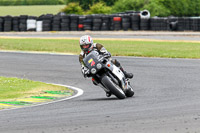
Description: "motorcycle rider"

(79, 35), (133, 80)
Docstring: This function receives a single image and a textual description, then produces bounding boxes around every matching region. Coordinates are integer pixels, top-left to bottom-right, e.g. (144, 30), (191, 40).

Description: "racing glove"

(100, 47), (111, 58)
(103, 52), (111, 58)
(81, 65), (90, 78)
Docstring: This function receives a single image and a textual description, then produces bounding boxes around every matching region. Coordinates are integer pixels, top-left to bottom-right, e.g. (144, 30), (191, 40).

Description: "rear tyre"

(101, 75), (126, 99)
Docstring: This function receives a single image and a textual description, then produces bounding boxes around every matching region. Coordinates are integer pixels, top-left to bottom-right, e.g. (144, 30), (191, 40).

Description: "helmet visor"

(82, 44), (90, 49)
(81, 44), (92, 52)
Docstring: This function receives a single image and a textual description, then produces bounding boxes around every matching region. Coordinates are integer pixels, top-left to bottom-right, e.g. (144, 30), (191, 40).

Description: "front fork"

(92, 77), (110, 93)
(92, 73), (117, 93)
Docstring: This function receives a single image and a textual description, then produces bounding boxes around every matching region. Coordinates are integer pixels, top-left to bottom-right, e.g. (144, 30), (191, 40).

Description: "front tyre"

(125, 88), (134, 97)
(101, 75), (126, 99)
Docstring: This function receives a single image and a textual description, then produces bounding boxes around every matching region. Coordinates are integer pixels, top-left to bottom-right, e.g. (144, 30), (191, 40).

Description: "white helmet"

(79, 35), (94, 53)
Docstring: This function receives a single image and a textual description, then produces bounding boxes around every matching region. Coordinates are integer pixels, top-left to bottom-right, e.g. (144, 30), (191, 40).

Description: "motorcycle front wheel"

(101, 75), (126, 99)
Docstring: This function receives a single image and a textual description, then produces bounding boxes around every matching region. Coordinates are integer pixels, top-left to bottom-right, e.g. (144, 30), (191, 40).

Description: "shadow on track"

(82, 96), (135, 101)
(82, 97), (119, 101)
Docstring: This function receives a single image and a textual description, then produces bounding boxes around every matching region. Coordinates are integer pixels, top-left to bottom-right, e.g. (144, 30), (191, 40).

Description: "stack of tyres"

(27, 16), (37, 31)
(140, 10), (150, 31)
(92, 14), (102, 31)
(0, 17), (3, 31)
(122, 14), (131, 31)
(42, 14), (53, 31)
(168, 17), (178, 31)
(36, 15), (43, 32)
(191, 18), (197, 31)
(191, 17), (200, 31)
(177, 17), (185, 31)
(161, 18), (169, 31)
(184, 17), (191, 31)
(130, 12), (140, 30)
(78, 16), (85, 31)
(70, 14), (78, 31)
(52, 15), (61, 31)
(83, 15), (93, 31)
(61, 15), (70, 31)
(140, 18), (150, 30)
(113, 15), (122, 30)
(13, 16), (19, 31)
(109, 15), (116, 31)
(101, 15), (110, 31)
(150, 18), (156, 30)
(19, 15), (28, 31)
(4, 15), (12, 32)
(196, 18), (200, 31)
(150, 17), (168, 31)
(36, 21), (42, 32)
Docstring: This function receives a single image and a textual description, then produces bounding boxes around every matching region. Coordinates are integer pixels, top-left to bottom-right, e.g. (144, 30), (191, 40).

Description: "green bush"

(87, 2), (111, 14)
(143, 0), (171, 17)
(112, 0), (200, 17)
(65, 0), (95, 10)
(65, 0), (117, 10)
(61, 2), (84, 15)
(101, 0), (118, 6)
(162, 0), (200, 16)
(112, 0), (148, 13)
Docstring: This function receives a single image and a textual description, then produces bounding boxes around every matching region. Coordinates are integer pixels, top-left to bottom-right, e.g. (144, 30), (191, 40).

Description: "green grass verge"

(0, 76), (72, 101)
(0, 38), (200, 58)
(0, 5), (65, 16)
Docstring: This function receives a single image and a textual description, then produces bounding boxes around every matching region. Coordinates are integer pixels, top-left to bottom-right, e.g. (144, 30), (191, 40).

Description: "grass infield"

(0, 5), (65, 16)
(0, 38), (200, 58)
(0, 76), (72, 101)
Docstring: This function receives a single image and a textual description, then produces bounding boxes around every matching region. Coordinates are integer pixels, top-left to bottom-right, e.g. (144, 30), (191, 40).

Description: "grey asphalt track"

(1, 31), (200, 41)
(0, 51), (200, 133)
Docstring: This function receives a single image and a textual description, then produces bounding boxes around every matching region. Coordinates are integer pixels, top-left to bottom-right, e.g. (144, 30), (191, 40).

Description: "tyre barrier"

(191, 17), (200, 31)
(122, 14), (131, 31)
(101, 15), (110, 31)
(0, 12), (200, 32)
(83, 15), (93, 31)
(131, 12), (140, 31)
(150, 17), (169, 31)
(19, 15), (28, 31)
(36, 21), (42, 32)
(92, 14), (102, 31)
(27, 16), (37, 31)
(140, 10), (150, 19)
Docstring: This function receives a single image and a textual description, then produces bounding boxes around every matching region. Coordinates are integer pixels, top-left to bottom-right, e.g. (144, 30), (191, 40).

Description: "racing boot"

(120, 67), (133, 79)
(112, 59), (133, 79)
